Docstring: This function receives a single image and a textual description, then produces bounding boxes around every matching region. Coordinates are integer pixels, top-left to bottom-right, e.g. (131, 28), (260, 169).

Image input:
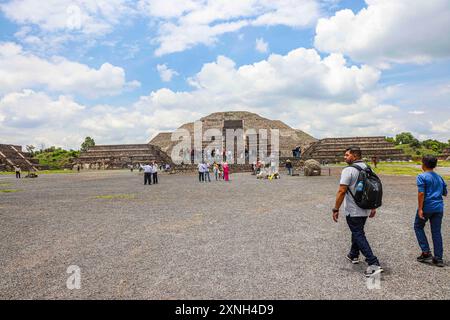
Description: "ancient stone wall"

(301, 137), (411, 163)
(76, 144), (172, 170)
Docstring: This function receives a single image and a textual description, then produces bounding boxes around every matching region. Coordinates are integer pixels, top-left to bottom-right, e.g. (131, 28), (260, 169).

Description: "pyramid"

(149, 111), (317, 158)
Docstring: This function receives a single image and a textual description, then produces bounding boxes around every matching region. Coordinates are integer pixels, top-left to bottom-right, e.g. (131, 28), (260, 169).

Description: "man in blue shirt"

(414, 155), (447, 267)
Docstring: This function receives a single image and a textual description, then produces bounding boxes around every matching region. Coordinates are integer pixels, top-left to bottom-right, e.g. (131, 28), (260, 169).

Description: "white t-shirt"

(339, 161), (371, 217)
(198, 163), (204, 172)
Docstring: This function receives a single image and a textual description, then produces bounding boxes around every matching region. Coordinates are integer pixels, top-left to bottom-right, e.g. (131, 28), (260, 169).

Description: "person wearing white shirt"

(140, 164), (152, 185)
(14, 166), (21, 179)
(198, 162), (204, 182)
(152, 162), (159, 184)
(203, 162), (211, 182)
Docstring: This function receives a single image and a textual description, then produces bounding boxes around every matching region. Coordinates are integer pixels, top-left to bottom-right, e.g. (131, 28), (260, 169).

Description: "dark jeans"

(152, 172), (158, 184)
(15, 172), (21, 179)
(204, 171), (211, 182)
(199, 172), (204, 182)
(346, 216), (379, 266)
(144, 172), (152, 185)
(414, 211), (443, 259)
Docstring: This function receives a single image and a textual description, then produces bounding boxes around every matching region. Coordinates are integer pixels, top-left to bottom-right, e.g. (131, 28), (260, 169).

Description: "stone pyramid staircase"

(301, 136), (411, 163)
(76, 144), (173, 169)
(0, 144), (39, 171)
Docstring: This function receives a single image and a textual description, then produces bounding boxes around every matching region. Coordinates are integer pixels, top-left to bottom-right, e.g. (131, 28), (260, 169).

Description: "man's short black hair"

(422, 155), (438, 169)
(345, 146), (362, 159)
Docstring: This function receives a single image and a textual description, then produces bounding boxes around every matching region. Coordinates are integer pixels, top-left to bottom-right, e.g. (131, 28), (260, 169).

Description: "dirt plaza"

(0, 170), (448, 299)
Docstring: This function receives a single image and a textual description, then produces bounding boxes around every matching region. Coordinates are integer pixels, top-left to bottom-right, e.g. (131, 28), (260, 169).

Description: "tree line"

(386, 132), (449, 155)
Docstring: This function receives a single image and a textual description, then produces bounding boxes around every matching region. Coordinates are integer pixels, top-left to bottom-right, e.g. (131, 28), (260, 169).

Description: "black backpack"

(347, 164), (383, 209)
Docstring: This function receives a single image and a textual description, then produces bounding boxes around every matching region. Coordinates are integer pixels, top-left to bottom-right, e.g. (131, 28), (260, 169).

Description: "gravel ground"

(0, 170), (448, 300)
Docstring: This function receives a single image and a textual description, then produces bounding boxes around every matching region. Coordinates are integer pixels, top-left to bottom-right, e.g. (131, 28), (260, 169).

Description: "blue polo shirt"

(417, 171), (447, 213)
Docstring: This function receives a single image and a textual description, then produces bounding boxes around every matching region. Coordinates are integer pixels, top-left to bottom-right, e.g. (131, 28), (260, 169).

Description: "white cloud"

(156, 64), (179, 82)
(431, 119), (450, 134)
(137, 0), (200, 19)
(1, 47), (449, 149)
(143, 0), (321, 56)
(0, 90), (84, 128)
(251, 0), (321, 27)
(187, 49), (380, 103)
(0, 42), (140, 98)
(2, 0), (324, 56)
(408, 111), (426, 115)
(0, 90), (87, 148)
(314, 0), (450, 65)
(1, 0), (134, 35)
(255, 38), (269, 53)
(1, 0), (136, 54)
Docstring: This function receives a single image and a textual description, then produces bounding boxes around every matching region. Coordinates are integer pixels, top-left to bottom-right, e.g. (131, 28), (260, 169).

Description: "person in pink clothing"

(222, 162), (230, 181)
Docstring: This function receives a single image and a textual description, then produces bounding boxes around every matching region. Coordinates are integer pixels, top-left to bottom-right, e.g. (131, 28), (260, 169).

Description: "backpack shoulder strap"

(348, 164), (363, 171)
(345, 164), (363, 201)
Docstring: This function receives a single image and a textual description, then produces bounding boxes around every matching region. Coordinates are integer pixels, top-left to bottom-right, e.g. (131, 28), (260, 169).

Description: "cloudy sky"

(0, 0), (449, 149)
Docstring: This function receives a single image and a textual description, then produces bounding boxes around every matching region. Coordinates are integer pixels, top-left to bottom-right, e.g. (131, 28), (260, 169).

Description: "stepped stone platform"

(150, 111), (317, 160)
(439, 147), (450, 160)
(0, 144), (39, 171)
(76, 144), (173, 170)
(301, 136), (411, 163)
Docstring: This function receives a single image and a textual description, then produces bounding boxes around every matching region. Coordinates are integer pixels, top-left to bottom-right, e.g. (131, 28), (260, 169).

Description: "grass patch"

(436, 161), (450, 167)
(374, 166), (422, 176)
(34, 170), (77, 175)
(0, 189), (22, 193)
(372, 161), (450, 177)
(94, 194), (136, 200)
(331, 160), (450, 167)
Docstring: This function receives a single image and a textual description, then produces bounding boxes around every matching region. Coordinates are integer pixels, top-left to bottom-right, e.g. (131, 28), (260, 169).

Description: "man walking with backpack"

(332, 146), (384, 277)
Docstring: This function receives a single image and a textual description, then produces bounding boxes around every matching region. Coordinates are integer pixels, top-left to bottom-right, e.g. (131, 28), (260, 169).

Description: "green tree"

(422, 139), (447, 153)
(410, 138), (421, 148)
(80, 137), (95, 152)
(395, 132), (419, 146)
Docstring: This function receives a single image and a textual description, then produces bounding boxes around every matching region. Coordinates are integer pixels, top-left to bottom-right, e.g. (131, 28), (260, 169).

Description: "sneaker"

(364, 265), (384, 278)
(346, 254), (360, 264)
(432, 258), (444, 267)
(417, 252), (433, 263)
